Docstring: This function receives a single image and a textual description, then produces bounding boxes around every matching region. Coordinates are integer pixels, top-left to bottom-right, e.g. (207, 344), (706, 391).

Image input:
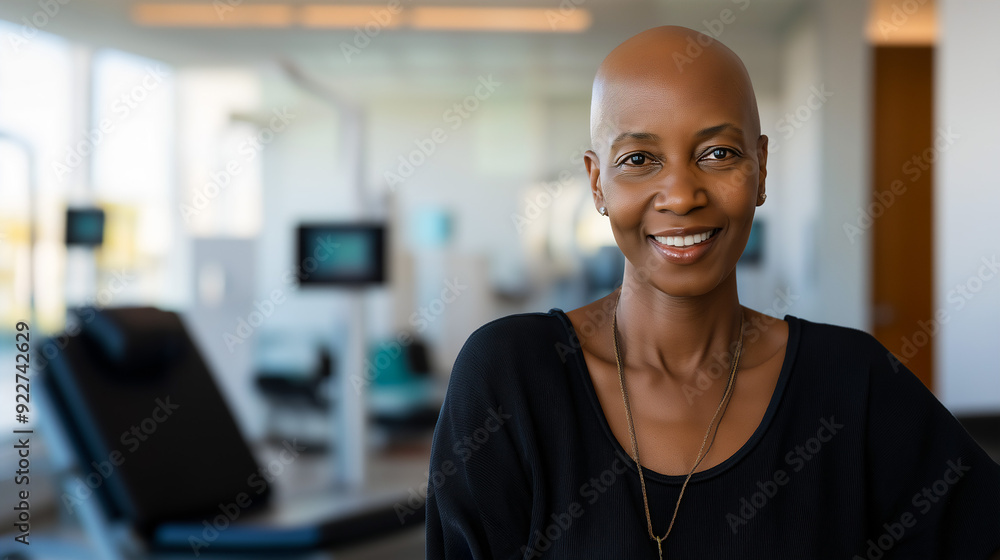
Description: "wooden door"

(871, 46), (934, 390)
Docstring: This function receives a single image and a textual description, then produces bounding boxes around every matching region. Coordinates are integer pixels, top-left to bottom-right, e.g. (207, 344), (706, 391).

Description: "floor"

(0, 438), (433, 559)
(0, 526), (426, 559)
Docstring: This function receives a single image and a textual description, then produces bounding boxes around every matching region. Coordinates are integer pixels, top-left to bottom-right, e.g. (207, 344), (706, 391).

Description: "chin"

(652, 278), (721, 299)
(621, 238), (739, 298)
(635, 267), (723, 299)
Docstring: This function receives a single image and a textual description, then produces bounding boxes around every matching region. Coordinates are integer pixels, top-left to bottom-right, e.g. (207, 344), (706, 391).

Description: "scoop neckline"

(549, 307), (801, 485)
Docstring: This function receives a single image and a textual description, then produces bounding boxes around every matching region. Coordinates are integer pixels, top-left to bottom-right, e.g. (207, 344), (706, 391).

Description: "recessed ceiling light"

(132, 3), (294, 27)
(410, 7), (591, 33)
(131, 3), (592, 32)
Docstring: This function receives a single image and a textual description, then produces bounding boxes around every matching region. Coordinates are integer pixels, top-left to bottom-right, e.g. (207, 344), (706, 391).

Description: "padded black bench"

(39, 306), (424, 556)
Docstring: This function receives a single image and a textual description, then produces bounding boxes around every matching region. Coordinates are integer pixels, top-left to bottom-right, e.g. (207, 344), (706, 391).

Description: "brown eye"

(628, 153), (646, 165)
(711, 148), (730, 159)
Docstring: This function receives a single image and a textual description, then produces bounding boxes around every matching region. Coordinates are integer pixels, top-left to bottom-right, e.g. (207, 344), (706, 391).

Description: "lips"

(646, 227), (721, 265)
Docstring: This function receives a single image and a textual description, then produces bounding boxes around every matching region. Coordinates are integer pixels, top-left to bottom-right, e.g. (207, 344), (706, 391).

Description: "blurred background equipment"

(64, 208), (106, 247)
(40, 306), (421, 558)
(255, 341), (335, 447)
(295, 222), (386, 286)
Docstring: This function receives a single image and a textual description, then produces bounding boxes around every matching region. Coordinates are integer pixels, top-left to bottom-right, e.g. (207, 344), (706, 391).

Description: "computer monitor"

(66, 208), (105, 246)
(296, 222), (386, 286)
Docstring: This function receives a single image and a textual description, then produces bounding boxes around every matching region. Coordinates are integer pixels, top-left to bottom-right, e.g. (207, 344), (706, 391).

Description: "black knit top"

(425, 309), (1000, 559)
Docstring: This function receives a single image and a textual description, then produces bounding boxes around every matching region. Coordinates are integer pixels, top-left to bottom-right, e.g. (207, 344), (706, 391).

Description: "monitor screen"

(66, 208), (106, 246)
(296, 222), (386, 286)
(739, 219), (765, 266)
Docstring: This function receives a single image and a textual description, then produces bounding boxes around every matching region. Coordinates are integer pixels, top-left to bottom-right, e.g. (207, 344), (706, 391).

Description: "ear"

(583, 149), (604, 212)
(756, 134), (769, 205)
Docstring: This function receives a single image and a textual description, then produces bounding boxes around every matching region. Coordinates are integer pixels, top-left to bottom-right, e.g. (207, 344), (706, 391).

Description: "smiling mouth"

(649, 228), (720, 248)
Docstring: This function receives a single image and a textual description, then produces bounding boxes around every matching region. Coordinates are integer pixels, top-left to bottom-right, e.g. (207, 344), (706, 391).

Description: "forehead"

(592, 64), (756, 148)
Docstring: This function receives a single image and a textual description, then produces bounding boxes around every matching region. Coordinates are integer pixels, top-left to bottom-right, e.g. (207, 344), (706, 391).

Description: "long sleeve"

(863, 338), (1000, 559)
(425, 325), (534, 560)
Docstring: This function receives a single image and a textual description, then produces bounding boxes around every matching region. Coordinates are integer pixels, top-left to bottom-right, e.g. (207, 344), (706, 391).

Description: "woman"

(425, 25), (1000, 559)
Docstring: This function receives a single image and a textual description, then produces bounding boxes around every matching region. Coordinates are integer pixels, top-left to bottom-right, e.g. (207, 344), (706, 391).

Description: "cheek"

(723, 195), (758, 255)
(604, 196), (651, 265)
(711, 156), (758, 194)
(717, 167), (759, 213)
(730, 157), (759, 185)
(603, 182), (648, 231)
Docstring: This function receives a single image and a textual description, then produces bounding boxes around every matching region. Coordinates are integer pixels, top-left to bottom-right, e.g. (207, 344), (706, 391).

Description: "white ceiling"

(0, 0), (809, 98)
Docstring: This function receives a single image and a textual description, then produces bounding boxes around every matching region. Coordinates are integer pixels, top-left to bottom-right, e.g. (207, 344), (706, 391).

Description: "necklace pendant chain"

(612, 286), (746, 559)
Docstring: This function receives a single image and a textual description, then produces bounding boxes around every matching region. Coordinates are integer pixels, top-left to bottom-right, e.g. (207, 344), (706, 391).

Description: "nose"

(651, 163), (708, 216)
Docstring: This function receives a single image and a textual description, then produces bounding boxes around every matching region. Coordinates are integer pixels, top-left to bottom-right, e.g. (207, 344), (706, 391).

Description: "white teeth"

(652, 229), (717, 248)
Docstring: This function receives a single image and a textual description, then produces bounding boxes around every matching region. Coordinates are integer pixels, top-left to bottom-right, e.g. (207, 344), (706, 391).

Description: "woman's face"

(585, 69), (768, 298)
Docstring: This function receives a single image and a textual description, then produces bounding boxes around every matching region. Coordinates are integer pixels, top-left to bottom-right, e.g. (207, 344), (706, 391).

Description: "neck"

(614, 266), (744, 385)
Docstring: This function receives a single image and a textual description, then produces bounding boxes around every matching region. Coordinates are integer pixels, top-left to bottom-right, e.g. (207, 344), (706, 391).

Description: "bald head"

(590, 26), (761, 157)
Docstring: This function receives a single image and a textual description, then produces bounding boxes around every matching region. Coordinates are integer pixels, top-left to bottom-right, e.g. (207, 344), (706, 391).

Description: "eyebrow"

(695, 123), (744, 139)
(608, 123), (744, 154)
(609, 132), (660, 154)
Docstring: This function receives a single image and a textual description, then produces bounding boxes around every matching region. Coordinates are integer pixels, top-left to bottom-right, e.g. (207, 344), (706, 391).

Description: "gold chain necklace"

(611, 287), (746, 559)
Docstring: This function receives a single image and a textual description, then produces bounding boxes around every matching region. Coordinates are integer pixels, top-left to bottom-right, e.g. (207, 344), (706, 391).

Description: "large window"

(0, 21), (175, 434)
(90, 48), (176, 307)
(0, 20), (74, 331)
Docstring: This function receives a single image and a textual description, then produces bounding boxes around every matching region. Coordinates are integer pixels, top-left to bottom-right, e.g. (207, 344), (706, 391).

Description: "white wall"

(780, 6), (824, 319)
(814, 0), (872, 330)
(936, 0), (1000, 412)
(740, 5), (824, 321)
(739, 0), (871, 330)
(173, 69), (269, 439)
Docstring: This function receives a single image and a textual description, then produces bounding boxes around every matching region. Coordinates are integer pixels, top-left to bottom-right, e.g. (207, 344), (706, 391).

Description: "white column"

(935, 0), (1000, 412)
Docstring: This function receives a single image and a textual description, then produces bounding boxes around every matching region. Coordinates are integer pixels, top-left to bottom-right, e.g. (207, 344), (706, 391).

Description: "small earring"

(599, 206), (607, 216)
(759, 193), (767, 202)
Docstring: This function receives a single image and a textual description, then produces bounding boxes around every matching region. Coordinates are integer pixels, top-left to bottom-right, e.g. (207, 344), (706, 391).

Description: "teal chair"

(366, 336), (443, 437)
